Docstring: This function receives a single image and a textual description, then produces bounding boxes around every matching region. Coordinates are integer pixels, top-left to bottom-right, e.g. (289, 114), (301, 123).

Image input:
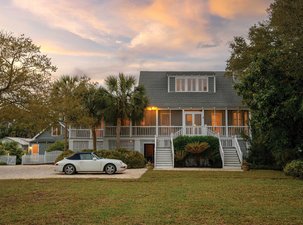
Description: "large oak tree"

(0, 32), (57, 135)
(0, 32), (56, 109)
(226, 0), (303, 166)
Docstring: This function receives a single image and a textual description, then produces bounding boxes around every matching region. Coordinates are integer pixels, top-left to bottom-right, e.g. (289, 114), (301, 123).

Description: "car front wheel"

(64, 164), (76, 175)
(104, 163), (116, 175)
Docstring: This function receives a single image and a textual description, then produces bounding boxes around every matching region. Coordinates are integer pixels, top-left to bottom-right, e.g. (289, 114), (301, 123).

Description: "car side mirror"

(93, 157), (97, 161)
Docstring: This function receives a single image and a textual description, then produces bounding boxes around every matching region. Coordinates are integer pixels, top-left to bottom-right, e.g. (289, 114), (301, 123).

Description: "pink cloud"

(209, 0), (271, 19)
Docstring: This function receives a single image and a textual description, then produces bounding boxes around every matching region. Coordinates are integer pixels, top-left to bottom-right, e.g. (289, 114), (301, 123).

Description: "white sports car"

(54, 152), (127, 175)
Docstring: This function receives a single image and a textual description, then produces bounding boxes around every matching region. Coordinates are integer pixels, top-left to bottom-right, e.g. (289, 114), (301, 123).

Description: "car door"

(78, 153), (102, 172)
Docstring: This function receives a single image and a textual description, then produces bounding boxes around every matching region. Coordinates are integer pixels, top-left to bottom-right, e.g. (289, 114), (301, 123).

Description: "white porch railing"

(159, 126), (183, 136)
(70, 129), (104, 138)
(105, 126), (130, 136)
(132, 126), (156, 136)
(70, 126), (249, 138)
(207, 126), (226, 136)
(105, 126), (184, 137)
(228, 126), (250, 137)
(219, 136), (233, 147)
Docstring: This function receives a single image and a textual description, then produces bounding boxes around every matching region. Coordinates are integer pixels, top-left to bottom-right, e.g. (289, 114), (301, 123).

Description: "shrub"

(185, 142), (209, 154)
(173, 136), (221, 168)
(0, 143), (8, 155)
(55, 150), (74, 163)
(117, 149), (146, 168)
(0, 161), (7, 165)
(93, 148), (145, 169)
(249, 164), (282, 170)
(246, 134), (278, 168)
(0, 141), (24, 164)
(174, 136), (219, 152)
(46, 141), (65, 152)
(241, 160), (250, 171)
(284, 160), (303, 179)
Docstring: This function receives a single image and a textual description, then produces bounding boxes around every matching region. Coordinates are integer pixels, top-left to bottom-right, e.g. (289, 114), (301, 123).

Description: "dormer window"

(51, 125), (62, 136)
(175, 77), (208, 92)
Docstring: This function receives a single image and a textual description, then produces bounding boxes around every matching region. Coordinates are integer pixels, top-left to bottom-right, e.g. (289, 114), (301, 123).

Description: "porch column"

(156, 109), (159, 136)
(248, 110), (252, 138)
(69, 125), (72, 138)
(182, 109), (185, 135)
(202, 107), (205, 126)
(90, 129), (92, 139)
(213, 107), (216, 135)
(225, 108), (228, 137)
(129, 120), (132, 137)
(237, 108), (240, 126)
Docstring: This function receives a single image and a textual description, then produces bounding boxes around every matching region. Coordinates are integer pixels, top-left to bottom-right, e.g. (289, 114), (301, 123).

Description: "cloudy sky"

(1, 0), (272, 83)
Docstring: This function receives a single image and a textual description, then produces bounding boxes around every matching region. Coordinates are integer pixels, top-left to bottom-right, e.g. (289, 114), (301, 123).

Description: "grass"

(0, 170), (302, 225)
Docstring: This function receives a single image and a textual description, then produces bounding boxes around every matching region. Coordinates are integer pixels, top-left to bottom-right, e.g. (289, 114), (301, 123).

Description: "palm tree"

(104, 73), (149, 149)
(51, 75), (89, 151)
(81, 85), (108, 151)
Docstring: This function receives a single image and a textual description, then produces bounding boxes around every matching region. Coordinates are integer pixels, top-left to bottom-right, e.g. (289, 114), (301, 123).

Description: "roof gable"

(139, 71), (245, 108)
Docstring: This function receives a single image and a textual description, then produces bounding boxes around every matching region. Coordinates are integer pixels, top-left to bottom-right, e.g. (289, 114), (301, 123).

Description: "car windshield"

(91, 153), (101, 159)
(67, 154), (80, 160)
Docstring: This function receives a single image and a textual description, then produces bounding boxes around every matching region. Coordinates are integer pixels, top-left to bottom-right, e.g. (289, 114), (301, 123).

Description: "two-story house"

(69, 71), (249, 169)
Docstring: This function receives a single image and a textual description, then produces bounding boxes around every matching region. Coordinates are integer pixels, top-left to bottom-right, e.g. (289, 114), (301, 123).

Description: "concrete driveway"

(0, 165), (147, 180)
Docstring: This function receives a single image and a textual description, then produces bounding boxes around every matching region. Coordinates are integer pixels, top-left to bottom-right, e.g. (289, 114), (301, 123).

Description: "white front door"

(185, 112), (202, 135)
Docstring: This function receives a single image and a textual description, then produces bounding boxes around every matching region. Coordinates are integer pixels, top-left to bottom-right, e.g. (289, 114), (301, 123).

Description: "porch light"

(146, 106), (158, 111)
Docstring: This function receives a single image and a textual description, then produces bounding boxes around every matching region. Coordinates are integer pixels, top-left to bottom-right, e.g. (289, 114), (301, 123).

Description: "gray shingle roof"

(139, 71), (245, 109)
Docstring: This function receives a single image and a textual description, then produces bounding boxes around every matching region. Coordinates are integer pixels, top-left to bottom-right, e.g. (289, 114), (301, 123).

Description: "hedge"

(55, 150), (74, 163)
(93, 149), (146, 169)
(284, 160), (303, 179)
(47, 141), (65, 152)
(173, 135), (221, 168)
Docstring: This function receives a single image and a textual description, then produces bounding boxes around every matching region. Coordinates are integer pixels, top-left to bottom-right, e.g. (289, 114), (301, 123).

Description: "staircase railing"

(218, 135), (225, 168)
(173, 128), (183, 137)
(207, 127), (225, 168)
(170, 133), (175, 168)
(233, 136), (243, 164)
(154, 135), (157, 167)
(207, 126), (218, 137)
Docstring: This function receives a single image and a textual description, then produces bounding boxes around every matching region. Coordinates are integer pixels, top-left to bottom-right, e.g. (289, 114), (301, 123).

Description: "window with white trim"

(51, 125), (62, 136)
(176, 78), (186, 92)
(175, 77), (208, 92)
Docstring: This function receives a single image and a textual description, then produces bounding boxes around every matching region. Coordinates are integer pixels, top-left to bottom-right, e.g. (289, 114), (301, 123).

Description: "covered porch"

(107, 108), (249, 137)
(69, 108), (250, 139)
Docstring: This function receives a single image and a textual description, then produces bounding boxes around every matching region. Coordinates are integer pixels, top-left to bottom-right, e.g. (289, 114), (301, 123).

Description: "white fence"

(0, 155), (17, 165)
(22, 151), (62, 165)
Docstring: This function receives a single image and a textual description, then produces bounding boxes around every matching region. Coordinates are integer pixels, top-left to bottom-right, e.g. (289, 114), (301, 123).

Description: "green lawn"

(0, 170), (302, 225)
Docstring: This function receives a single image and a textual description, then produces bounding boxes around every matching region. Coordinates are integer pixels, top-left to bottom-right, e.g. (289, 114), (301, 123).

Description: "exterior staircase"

(153, 130), (244, 169)
(154, 137), (174, 169)
(223, 146), (241, 168)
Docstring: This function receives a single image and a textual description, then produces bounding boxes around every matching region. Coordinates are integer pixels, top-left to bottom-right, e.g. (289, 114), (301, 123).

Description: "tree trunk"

(116, 118), (121, 149)
(64, 121), (68, 151)
(92, 125), (96, 151)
